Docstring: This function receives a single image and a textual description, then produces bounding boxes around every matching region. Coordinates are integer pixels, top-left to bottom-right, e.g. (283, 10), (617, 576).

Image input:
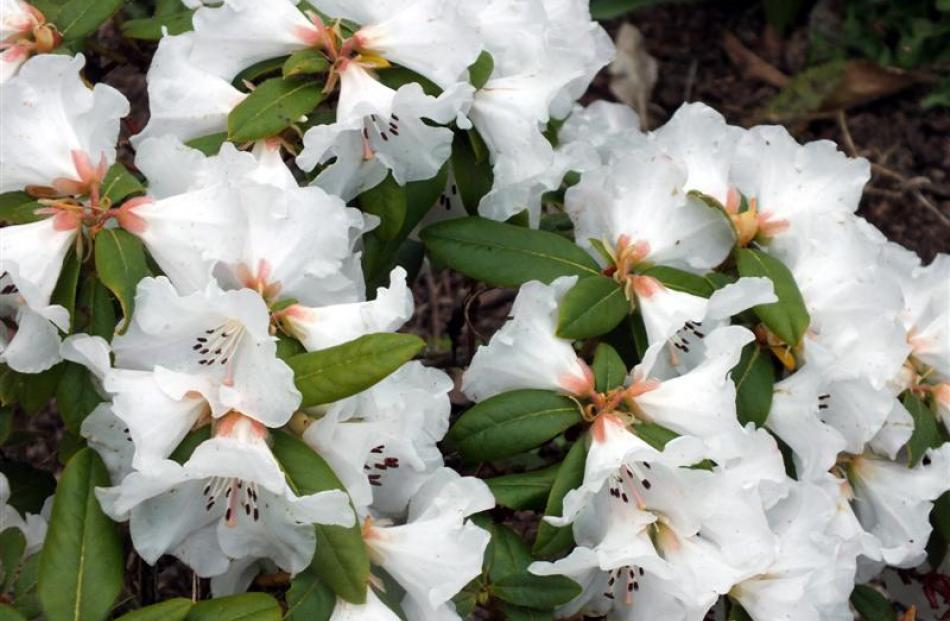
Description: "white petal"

(329, 589), (402, 621)
(0, 217), (77, 311)
(80, 404), (135, 483)
(0, 53), (127, 191)
(1, 303), (63, 373)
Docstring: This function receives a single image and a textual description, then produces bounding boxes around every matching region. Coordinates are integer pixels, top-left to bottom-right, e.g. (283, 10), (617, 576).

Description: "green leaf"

(50, 247), (81, 332)
(447, 390), (582, 463)
(169, 426), (211, 464)
(284, 569), (335, 621)
(485, 464), (560, 511)
(0, 604), (27, 621)
(635, 422), (679, 450)
(38, 449), (123, 621)
(53, 0), (124, 40)
(902, 391), (940, 467)
(55, 363), (103, 433)
(734, 248), (810, 346)
(282, 49), (330, 78)
(115, 599), (193, 621)
(77, 276), (117, 341)
(557, 275), (629, 340)
(227, 77), (323, 142)
(270, 432), (369, 604)
(0, 192), (42, 225)
(9, 554), (41, 619)
(120, 9), (195, 39)
(0, 407), (11, 445)
(185, 133), (228, 156)
(640, 265), (715, 298)
(589, 0), (668, 20)
(18, 364), (65, 416)
(592, 343), (627, 393)
(849, 585), (896, 621)
(0, 528), (27, 592)
(421, 217), (600, 288)
(101, 163), (145, 204)
(534, 438), (587, 558)
(493, 573), (582, 609)
(1, 462), (56, 514)
(450, 131), (493, 214)
(359, 174), (406, 241)
(487, 523), (532, 582)
(232, 57), (288, 88)
(727, 600), (754, 621)
(732, 343), (775, 428)
(95, 228), (150, 334)
(501, 604), (553, 621)
(287, 333), (424, 407)
(468, 51), (495, 90)
(186, 593), (281, 621)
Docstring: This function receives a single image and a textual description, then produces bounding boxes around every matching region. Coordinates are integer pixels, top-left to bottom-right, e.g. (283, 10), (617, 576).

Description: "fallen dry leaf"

(608, 22), (658, 127)
(722, 31), (790, 88)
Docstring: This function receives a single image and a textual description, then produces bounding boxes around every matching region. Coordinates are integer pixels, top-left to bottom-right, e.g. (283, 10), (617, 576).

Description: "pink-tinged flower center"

(724, 187), (789, 246)
(236, 259), (282, 302)
(559, 359), (595, 397)
(630, 275), (662, 299)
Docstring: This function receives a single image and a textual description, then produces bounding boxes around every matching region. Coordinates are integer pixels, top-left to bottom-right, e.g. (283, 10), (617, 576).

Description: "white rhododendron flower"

(0, 0), (57, 82)
(98, 412), (354, 577)
(0, 471), (48, 555)
(112, 276), (301, 428)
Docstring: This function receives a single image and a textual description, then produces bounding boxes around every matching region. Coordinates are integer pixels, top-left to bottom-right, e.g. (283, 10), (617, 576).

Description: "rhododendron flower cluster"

(0, 0), (946, 619)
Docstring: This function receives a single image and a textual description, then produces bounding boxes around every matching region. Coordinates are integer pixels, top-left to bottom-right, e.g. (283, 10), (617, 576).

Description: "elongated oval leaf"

(186, 593), (281, 621)
(557, 275), (629, 340)
(359, 174), (406, 241)
(485, 464), (560, 511)
(732, 343), (774, 428)
(271, 432), (368, 604)
(287, 333), (424, 407)
(101, 163), (145, 204)
(901, 391), (941, 467)
(421, 217), (601, 288)
(447, 390), (582, 463)
(493, 573), (582, 609)
(94, 228), (150, 334)
(849, 585), (896, 621)
(468, 51), (495, 90)
(0, 528), (26, 593)
(53, 0), (124, 40)
(228, 77), (323, 142)
(0, 604), (27, 621)
(121, 10), (195, 39)
(284, 569), (335, 621)
(487, 523), (532, 582)
(640, 265), (715, 298)
(533, 438), (587, 558)
(450, 131), (493, 214)
(735, 248), (810, 346)
(115, 599), (193, 621)
(0, 192), (42, 225)
(282, 49), (330, 78)
(592, 343), (627, 393)
(38, 449), (123, 621)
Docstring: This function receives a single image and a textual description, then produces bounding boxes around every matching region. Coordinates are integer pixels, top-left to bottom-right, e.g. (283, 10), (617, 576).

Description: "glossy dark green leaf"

(0, 528), (26, 593)
(38, 449), (123, 621)
(0, 604), (27, 621)
(732, 343), (774, 428)
(849, 585), (896, 621)
(169, 426), (211, 464)
(186, 593), (281, 621)
(359, 174), (406, 241)
(447, 390), (581, 463)
(727, 601), (754, 621)
(592, 343), (627, 393)
(635, 422), (680, 450)
(487, 523), (532, 583)
(287, 333), (424, 407)
(50, 247), (81, 332)
(53, 0), (124, 40)
(101, 163), (145, 204)
(115, 599), (193, 621)
(0, 192), (42, 225)
(18, 364), (64, 415)
(557, 275), (629, 340)
(468, 51), (495, 90)
(485, 464), (560, 511)
(735, 248), (810, 346)
(55, 362), (103, 433)
(902, 391), (941, 467)
(282, 48), (330, 78)
(228, 77), (323, 142)
(493, 573), (582, 609)
(95, 228), (150, 334)
(450, 130), (493, 214)
(77, 276), (117, 341)
(121, 9), (195, 39)
(185, 133), (228, 156)
(421, 217), (601, 288)
(284, 569), (335, 621)
(640, 265), (715, 298)
(271, 432), (368, 604)
(534, 438), (587, 557)
(589, 0), (667, 20)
